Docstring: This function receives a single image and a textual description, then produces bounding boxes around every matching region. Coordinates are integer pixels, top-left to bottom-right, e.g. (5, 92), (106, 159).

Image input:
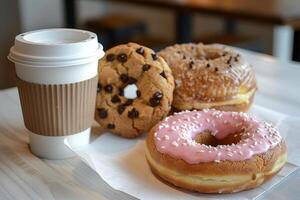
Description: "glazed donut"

(96, 43), (174, 138)
(158, 43), (257, 112)
(146, 109), (286, 193)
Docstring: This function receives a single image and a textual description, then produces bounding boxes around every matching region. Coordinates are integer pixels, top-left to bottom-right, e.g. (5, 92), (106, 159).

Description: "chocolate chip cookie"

(96, 43), (174, 138)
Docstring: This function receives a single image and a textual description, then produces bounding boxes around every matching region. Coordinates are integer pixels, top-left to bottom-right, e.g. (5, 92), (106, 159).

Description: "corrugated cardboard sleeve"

(16, 76), (98, 136)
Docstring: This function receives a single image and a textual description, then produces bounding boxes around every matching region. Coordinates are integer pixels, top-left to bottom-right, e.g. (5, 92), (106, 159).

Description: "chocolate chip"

(189, 61), (194, 69)
(104, 85), (113, 93)
(153, 91), (163, 100)
(117, 53), (127, 63)
(128, 77), (137, 84)
(183, 55), (186, 59)
(97, 83), (102, 92)
(106, 54), (115, 62)
(111, 95), (121, 103)
(229, 64), (232, 68)
(215, 67), (219, 72)
(119, 88), (124, 96)
(142, 64), (151, 71)
(149, 98), (160, 107)
(128, 108), (139, 118)
(124, 99), (133, 106)
(136, 47), (144, 55)
(151, 53), (158, 60)
(206, 63), (210, 68)
(136, 90), (141, 97)
(117, 104), (126, 114)
(98, 108), (108, 118)
(234, 56), (239, 62)
(120, 74), (129, 83)
(160, 71), (167, 79)
(107, 123), (115, 129)
(177, 51), (181, 54)
(227, 57), (231, 64)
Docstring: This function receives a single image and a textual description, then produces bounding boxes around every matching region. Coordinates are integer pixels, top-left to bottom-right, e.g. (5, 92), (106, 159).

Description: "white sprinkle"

(164, 135), (170, 140)
(156, 137), (161, 141)
(214, 160), (220, 163)
(172, 141), (179, 147)
(217, 152), (222, 157)
(161, 146), (165, 149)
(211, 130), (218, 136)
(227, 153), (233, 157)
(206, 118), (210, 123)
(154, 132), (158, 137)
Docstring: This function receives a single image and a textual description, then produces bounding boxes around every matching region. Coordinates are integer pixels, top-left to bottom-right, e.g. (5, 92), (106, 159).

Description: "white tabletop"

(0, 49), (299, 200)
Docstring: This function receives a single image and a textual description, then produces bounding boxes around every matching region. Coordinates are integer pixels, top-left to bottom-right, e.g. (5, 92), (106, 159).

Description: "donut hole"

(194, 130), (243, 147)
(205, 52), (223, 60)
(194, 130), (218, 146)
(196, 49), (224, 61)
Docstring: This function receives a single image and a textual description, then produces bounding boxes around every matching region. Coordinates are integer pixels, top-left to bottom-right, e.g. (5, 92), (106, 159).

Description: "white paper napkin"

(67, 105), (299, 200)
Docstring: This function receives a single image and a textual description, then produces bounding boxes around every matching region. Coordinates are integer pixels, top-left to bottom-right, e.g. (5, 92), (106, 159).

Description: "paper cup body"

(8, 29), (104, 159)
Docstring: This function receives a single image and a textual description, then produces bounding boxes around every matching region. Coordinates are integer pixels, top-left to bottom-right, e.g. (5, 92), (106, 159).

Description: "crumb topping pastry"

(158, 43), (257, 111)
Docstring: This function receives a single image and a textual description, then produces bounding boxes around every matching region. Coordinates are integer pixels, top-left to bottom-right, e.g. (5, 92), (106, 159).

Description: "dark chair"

(85, 15), (146, 49)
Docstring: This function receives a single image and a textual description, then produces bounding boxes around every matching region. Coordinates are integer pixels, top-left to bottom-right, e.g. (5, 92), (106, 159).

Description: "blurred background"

(1, 0), (300, 89)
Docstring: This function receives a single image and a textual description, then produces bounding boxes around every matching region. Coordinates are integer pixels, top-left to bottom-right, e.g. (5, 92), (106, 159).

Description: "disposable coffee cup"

(8, 28), (104, 159)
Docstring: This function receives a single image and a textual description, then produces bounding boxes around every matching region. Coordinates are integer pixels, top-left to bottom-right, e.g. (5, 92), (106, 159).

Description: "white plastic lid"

(8, 28), (104, 67)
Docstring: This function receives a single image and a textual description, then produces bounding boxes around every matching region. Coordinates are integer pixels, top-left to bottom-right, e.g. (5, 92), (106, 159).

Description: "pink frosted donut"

(146, 109), (287, 193)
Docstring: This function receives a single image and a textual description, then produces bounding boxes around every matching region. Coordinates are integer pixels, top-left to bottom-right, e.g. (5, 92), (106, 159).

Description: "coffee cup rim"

(8, 28), (104, 67)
